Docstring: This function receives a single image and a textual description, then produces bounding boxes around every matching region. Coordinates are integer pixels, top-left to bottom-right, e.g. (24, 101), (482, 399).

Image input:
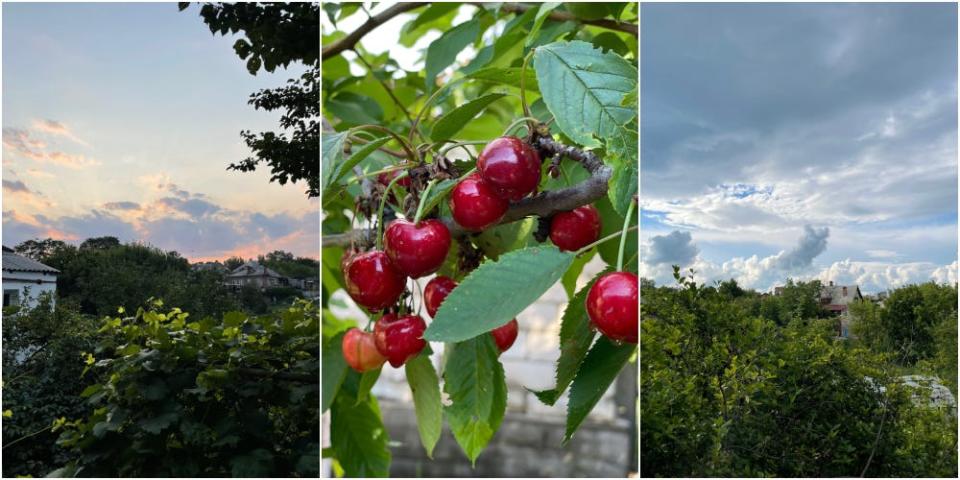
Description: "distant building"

(2, 246), (59, 308)
(820, 281), (863, 338)
(225, 261), (284, 289)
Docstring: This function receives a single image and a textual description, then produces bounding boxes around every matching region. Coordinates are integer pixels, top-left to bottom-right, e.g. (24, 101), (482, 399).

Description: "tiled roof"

(226, 261), (282, 278)
(2, 247), (59, 273)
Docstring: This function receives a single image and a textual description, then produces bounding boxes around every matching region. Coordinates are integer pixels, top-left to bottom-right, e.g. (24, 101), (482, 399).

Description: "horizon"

(1, 3), (319, 262)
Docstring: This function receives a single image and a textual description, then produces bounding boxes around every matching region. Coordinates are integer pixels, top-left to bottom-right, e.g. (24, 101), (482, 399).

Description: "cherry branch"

(322, 135), (612, 248)
(322, 2), (427, 60)
(491, 3), (638, 37)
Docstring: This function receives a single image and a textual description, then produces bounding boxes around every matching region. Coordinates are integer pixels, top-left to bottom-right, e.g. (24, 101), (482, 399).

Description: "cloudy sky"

(641, 3), (957, 293)
(2, 3), (318, 261)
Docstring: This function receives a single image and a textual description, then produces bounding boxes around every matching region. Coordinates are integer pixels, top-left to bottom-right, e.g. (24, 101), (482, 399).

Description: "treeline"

(641, 269), (957, 477)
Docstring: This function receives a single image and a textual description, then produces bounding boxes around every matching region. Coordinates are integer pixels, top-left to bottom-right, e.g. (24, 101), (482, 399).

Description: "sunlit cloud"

(31, 118), (89, 146)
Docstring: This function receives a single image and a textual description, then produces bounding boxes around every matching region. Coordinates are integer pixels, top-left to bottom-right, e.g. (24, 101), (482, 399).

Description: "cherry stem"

(574, 224), (639, 256)
(413, 179), (437, 224)
(520, 49), (535, 130)
(345, 164), (407, 185)
(437, 140), (487, 157)
(502, 116), (541, 137)
(617, 199), (637, 271)
(352, 125), (420, 164)
(375, 171), (409, 250)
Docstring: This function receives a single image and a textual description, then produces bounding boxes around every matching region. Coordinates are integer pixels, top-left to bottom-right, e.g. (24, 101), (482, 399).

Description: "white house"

(224, 261), (284, 289)
(2, 246), (59, 308)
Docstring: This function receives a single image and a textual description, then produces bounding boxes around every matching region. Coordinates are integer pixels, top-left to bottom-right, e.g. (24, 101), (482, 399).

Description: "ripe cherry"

(377, 169), (412, 188)
(384, 219), (451, 278)
(424, 275), (457, 317)
(344, 250), (406, 311)
(491, 318), (519, 354)
(586, 272), (638, 344)
(449, 173), (509, 231)
(374, 313), (427, 367)
(342, 328), (387, 372)
(550, 204), (602, 252)
(477, 136), (541, 201)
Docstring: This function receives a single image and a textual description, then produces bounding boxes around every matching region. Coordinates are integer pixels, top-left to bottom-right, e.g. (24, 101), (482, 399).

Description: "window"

(3, 289), (19, 307)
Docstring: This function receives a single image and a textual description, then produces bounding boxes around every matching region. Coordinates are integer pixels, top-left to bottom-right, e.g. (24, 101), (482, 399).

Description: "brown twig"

(322, 135), (612, 247)
(322, 2), (427, 60)
(493, 3), (638, 37)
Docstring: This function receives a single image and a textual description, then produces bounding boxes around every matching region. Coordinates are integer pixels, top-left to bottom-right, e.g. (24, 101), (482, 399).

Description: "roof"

(226, 261), (282, 279)
(2, 247), (60, 274)
(820, 283), (862, 302)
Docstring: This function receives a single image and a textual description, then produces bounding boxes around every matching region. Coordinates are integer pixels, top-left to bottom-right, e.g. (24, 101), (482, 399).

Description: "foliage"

(258, 250), (321, 280)
(1, 296), (101, 478)
(641, 272), (957, 477)
(181, 2), (320, 197)
(12, 238), (68, 261)
(52, 300), (319, 477)
(322, 2), (638, 476)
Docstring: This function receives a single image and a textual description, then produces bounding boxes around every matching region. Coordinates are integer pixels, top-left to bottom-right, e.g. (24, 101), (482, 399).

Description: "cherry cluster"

(341, 135), (637, 373)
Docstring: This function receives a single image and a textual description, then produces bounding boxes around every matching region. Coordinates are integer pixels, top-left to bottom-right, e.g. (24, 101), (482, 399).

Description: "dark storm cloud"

(3, 179), (31, 193)
(775, 225), (829, 270)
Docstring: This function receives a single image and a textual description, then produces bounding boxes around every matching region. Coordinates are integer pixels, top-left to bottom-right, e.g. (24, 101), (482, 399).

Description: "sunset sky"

(2, 2), (318, 261)
(641, 3), (957, 293)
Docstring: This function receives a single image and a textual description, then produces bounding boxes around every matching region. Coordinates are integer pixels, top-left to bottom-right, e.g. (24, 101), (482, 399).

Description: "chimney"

(829, 281), (834, 287)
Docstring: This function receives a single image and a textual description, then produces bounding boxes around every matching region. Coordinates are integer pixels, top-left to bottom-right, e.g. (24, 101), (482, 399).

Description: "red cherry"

(477, 136), (541, 201)
(424, 276), (457, 318)
(550, 204), (602, 252)
(342, 328), (387, 372)
(344, 250), (406, 311)
(384, 219), (451, 278)
(449, 173), (509, 231)
(491, 318), (519, 354)
(586, 272), (638, 344)
(377, 169), (412, 188)
(374, 313), (427, 367)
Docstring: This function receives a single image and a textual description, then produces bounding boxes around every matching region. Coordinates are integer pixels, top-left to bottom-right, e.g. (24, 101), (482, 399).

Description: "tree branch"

(496, 3), (638, 37)
(322, 135), (612, 247)
(322, 2), (427, 60)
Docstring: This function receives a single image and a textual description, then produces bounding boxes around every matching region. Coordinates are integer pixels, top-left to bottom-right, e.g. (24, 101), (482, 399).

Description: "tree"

(224, 256), (245, 271)
(13, 238), (68, 261)
(180, 2), (320, 197)
(321, 2), (639, 476)
(79, 236), (120, 251)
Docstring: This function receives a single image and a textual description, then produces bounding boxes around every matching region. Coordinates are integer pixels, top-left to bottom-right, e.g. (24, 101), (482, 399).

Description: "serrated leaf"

(425, 19), (480, 93)
(564, 336), (635, 442)
(331, 388), (391, 477)
(443, 335), (506, 465)
(608, 153), (638, 217)
(533, 41), (637, 149)
(326, 91), (384, 125)
(325, 137), (391, 194)
(425, 246), (575, 342)
(405, 353), (442, 457)
(321, 331), (348, 413)
(466, 67), (539, 92)
(431, 93), (507, 141)
(532, 267), (611, 405)
(356, 367), (381, 405)
(417, 178), (458, 219)
(525, 2), (561, 47)
(561, 249), (596, 300)
(321, 132), (348, 193)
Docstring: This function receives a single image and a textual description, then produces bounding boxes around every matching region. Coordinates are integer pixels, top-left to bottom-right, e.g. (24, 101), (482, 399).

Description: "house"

(224, 261), (284, 290)
(820, 281), (863, 338)
(191, 261), (228, 273)
(2, 246), (59, 308)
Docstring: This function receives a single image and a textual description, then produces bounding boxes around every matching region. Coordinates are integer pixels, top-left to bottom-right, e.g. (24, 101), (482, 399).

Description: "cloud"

(43, 151), (100, 168)
(645, 230), (699, 266)
(3, 179), (30, 193)
(31, 119), (88, 146)
(156, 197), (220, 217)
(774, 225), (829, 270)
(102, 201), (141, 211)
(2, 126), (99, 169)
(25, 168), (55, 179)
(818, 259), (957, 293)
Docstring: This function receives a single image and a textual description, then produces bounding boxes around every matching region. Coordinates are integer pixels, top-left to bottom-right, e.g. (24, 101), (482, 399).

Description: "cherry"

(342, 328), (387, 372)
(424, 275), (458, 318)
(374, 313), (427, 367)
(449, 173), (509, 231)
(477, 136), (542, 201)
(343, 250), (406, 311)
(384, 219), (451, 278)
(377, 169), (412, 188)
(586, 272), (638, 344)
(491, 318), (519, 354)
(550, 204), (602, 252)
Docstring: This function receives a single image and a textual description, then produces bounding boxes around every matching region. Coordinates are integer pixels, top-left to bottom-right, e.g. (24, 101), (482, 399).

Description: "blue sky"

(641, 3), (957, 293)
(2, 3), (318, 261)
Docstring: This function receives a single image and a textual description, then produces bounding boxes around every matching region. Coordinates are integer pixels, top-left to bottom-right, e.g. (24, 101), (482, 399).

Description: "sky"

(641, 3), (958, 293)
(2, 3), (318, 261)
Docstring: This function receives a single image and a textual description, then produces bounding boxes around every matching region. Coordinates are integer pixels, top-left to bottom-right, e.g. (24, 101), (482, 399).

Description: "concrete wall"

(324, 257), (638, 477)
(2, 271), (57, 308)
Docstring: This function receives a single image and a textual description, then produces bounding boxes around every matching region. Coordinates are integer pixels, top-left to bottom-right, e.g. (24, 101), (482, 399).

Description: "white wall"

(2, 271), (57, 309)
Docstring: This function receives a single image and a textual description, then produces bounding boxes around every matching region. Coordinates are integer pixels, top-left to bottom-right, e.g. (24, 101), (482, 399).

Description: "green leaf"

(230, 449), (274, 477)
(608, 153), (638, 217)
(321, 132), (348, 197)
(356, 367), (381, 405)
(400, 3), (458, 47)
(466, 67), (539, 92)
(564, 336), (635, 442)
(431, 93), (507, 141)
(532, 267), (611, 405)
(443, 335), (507, 465)
(425, 19), (480, 93)
(326, 137), (391, 193)
(417, 178), (458, 219)
(561, 248), (596, 300)
(425, 246), (575, 342)
(596, 196), (637, 267)
(331, 389), (391, 477)
(322, 332), (349, 413)
(405, 353), (442, 458)
(473, 217), (537, 260)
(138, 411), (179, 434)
(525, 2), (562, 47)
(533, 41), (637, 149)
(326, 92), (384, 125)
